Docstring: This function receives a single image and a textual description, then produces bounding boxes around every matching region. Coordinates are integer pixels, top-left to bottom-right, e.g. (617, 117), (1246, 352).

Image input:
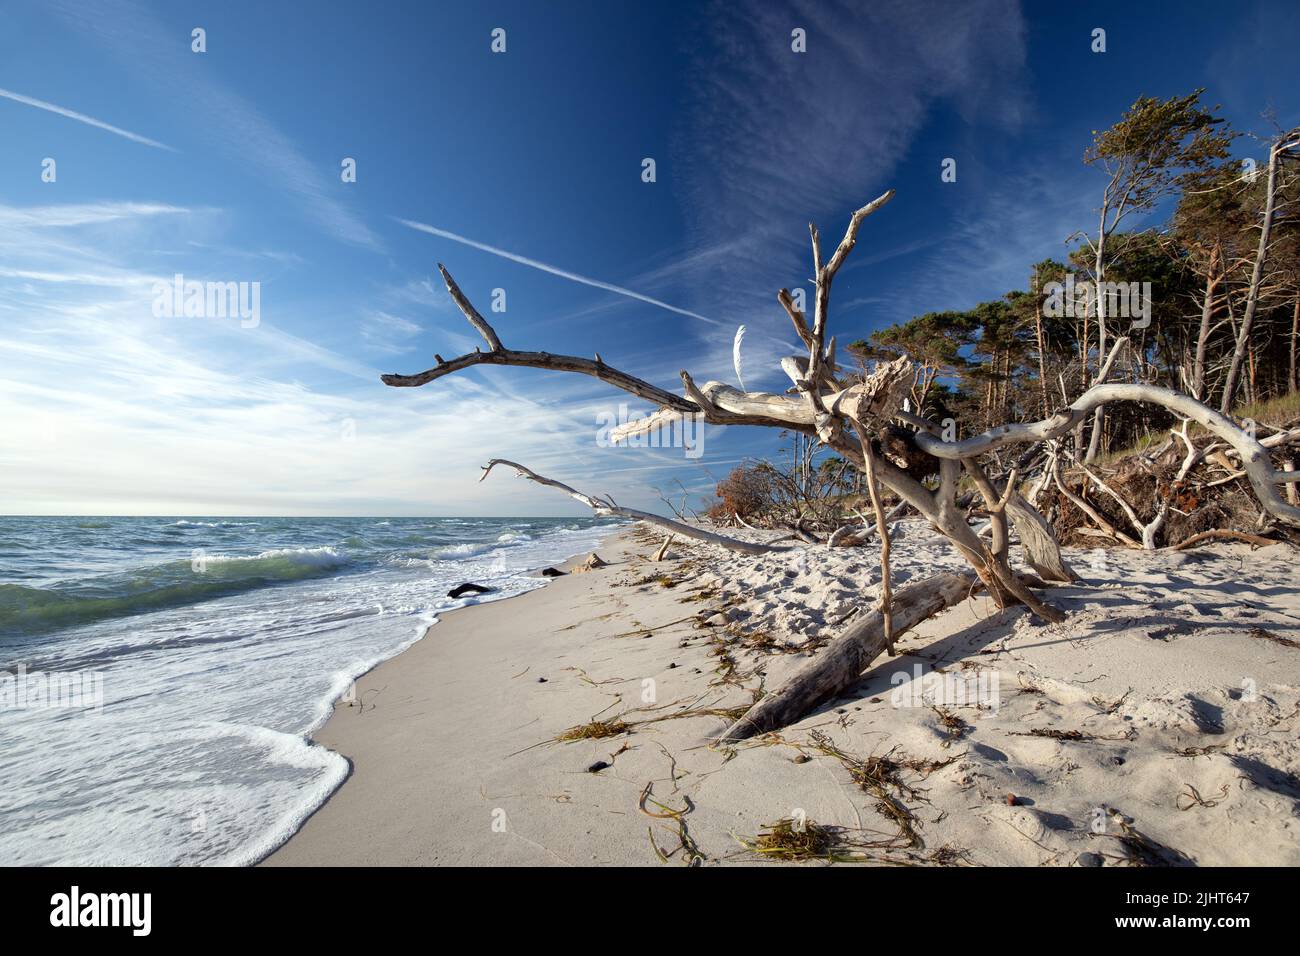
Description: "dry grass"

(739, 817), (850, 861)
(555, 718), (631, 741)
(801, 730), (959, 851)
(555, 695), (757, 744)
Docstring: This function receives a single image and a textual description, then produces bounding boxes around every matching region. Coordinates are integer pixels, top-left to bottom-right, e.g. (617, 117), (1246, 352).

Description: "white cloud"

(0, 199), (703, 515)
(395, 218), (725, 327)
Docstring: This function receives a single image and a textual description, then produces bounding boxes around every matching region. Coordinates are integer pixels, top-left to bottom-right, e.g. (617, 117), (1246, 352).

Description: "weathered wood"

(910, 380), (1300, 529)
(715, 571), (979, 744)
(653, 534), (674, 561)
(479, 459), (787, 557)
(1172, 529), (1276, 551)
(381, 195), (1300, 651)
(860, 438), (895, 654)
(572, 552), (608, 573)
(1006, 494), (1078, 582)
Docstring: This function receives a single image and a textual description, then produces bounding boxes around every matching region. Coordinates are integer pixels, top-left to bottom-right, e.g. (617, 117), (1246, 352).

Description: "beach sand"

(266, 523), (1300, 866)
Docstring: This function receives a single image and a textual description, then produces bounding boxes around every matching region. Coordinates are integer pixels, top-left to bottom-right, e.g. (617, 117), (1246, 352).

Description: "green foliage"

(836, 91), (1298, 459)
(1085, 89), (1234, 212)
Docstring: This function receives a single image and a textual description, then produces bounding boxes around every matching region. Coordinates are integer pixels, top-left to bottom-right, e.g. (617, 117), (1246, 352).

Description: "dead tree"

(1220, 128), (1300, 413)
(385, 191), (1300, 739)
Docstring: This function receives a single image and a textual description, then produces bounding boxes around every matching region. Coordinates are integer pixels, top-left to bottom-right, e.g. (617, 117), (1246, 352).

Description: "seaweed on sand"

(554, 694), (758, 743)
(641, 783), (705, 866)
(801, 730), (959, 851)
(737, 817), (973, 865)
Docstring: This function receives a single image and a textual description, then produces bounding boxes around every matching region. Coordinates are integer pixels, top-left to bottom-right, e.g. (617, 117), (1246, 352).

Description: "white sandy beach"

(266, 524), (1300, 866)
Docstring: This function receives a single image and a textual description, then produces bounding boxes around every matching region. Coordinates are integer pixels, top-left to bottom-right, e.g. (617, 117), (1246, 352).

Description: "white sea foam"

(203, 546), (350, 569)
(0, 516), (622, 866)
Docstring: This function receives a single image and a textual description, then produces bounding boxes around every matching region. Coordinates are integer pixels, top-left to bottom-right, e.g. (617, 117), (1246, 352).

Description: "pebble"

(1076, 852), (1104, 868)
(586, 761), (610, 773)
(537, 677), (547, 683)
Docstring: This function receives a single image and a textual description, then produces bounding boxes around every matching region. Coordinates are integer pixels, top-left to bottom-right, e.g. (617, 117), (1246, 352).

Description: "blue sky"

(2, 0), (1297, 516)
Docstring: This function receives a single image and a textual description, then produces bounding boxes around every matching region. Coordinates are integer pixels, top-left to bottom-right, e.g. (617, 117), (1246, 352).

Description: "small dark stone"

(1076, 851), (1104, 868)
(1112, 755), (1125, 765)
(1005, 793), (1019, 806)
(668, 662), (677, 669)
(537, 677), (547, 683)
(586, 761), (610, 773)
(835, 708), (847, 714)
(793, 754), (811, 764)
(869, 697), (882, 703)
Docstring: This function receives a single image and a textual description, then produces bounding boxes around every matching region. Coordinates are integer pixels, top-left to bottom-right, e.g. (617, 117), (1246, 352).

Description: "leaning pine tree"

(382, 191), (1300, 742)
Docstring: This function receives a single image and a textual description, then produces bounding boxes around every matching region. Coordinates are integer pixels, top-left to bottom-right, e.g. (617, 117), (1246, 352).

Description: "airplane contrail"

(395, 217), (723, 327)
(0, 87), (176, 152)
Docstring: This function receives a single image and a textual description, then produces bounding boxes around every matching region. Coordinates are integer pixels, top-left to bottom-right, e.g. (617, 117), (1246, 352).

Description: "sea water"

(0, 515), (621, 865)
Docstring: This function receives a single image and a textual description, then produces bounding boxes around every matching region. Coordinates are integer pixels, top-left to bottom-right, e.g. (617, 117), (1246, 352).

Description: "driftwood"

(859, 437), (895, 654)
(380, 191), (1300, 734)
(572, 552), (608, 573)
(479, 459), (785, 557)
(827, 500), (906, 548)
(1172, 529), (1276, 551)
(653, 535), (674, 561)
(716, 571), (980, 743)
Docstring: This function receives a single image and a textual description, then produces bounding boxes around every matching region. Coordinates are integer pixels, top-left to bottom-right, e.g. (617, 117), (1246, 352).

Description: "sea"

(0, 515), (623, 866)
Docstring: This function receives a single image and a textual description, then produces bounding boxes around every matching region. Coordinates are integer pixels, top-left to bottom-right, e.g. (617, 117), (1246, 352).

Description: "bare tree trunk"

(1034, 285), (1050, 417)
(1222, 135), (1284, 414)
(1290, 295), (1299, 395)
(1191, 247), (1220, 401)
(1085, 204), (1110, 463)
(1247, 337), (1258, 406)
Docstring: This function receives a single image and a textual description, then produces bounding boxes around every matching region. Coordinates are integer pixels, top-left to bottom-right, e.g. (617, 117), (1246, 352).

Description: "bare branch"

(908, 383), (1300, 528)
(478, 459), (788, 556)
(438, 264), (503, 352)
(823, 189), (896, 282)
(778, 288), (815, 350)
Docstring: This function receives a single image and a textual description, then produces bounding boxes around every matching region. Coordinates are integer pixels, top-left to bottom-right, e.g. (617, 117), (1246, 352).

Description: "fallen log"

(826, 500), (907, 548)
(715, 570), (980, 743)
(1172, 529), (1276, 551)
